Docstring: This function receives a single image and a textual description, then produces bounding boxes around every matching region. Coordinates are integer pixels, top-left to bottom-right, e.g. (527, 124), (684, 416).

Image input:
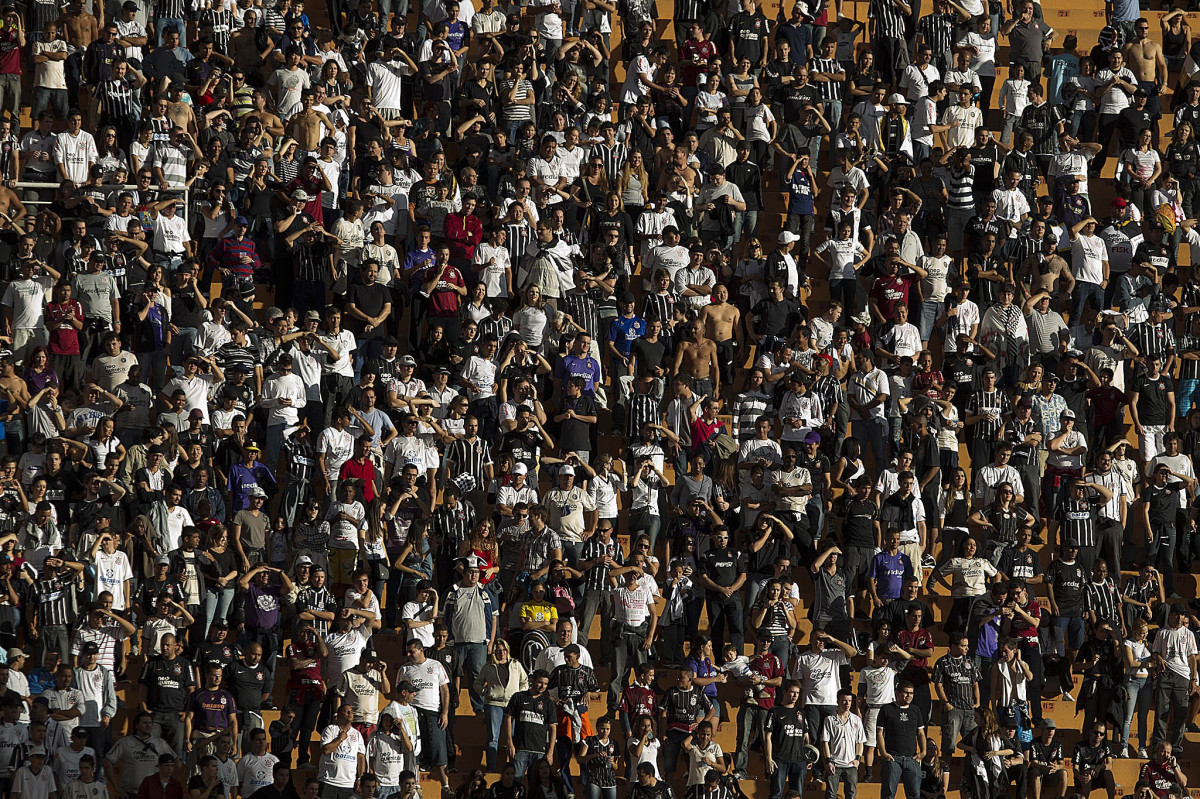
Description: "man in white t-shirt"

(236, 729), (279, 798)
(1151, 604), (1199, 746)
(317, 704), (366, 799)
(366, 47), (417, 120)
(790, 630), (857, 743)
(2, 259), (53, 363)
(396, 639), (450, 791)
(1068, 216), (1109, 327)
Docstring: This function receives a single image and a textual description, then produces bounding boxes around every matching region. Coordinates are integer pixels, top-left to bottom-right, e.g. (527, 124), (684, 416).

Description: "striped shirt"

(159, 0), (186, 20)
(562, 291), (600, 340)
(591, 142), (628, 184)
(148, 141), (190, 186)
(1087, 468), (1128, 522)
(499, 79), (535, 125)
(916, 13), (957, 64)
(443, 436), (492, 490)
(870, 0), (908, 40)
(432, 502), (476, 558)
(504, 221), (535, 269)
(627, 392), (660, 441)
(967, 388), (1009, 441)
(1058, 498), (1098, 548)
(520, 526), (563, 572)
(72, 622), (123, 671)
(948, 165), (976, 210)
(1084, 577), (1123, 628)
(642, 291), (677, 328)
(732, 389), (772, 440)
(1129, 320), (1176, 361)
(580, 535), (624, 592)
(809, 57), (845, 101)
(33, 573), (75, 627)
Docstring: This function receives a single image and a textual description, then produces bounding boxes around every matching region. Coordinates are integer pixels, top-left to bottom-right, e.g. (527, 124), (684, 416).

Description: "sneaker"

(1062, 692), (1074, 701)
(921, 554), (936, 569)
(442, 787), (455, 799)
(1138, 748), (1149, 759)
(863, 767), (873, 782)
(731, 770), (748, 780)
(1119, 746), (1130, 758)
(1188, 723), (1200, 733)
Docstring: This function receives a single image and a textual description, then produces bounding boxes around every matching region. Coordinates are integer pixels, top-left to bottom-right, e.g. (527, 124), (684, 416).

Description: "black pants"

(714, 338), (736, 386)
(322, 374), (353, 428)
(1095, 113), (1121, 173)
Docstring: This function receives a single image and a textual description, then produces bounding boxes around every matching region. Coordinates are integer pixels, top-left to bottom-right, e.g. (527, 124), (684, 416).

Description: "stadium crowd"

(0, 1), (1198, 799)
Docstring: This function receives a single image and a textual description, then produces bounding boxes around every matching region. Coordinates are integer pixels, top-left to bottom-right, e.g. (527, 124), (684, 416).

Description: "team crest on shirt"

(172, 664), (181, 675)
(255, 672), (263, 682)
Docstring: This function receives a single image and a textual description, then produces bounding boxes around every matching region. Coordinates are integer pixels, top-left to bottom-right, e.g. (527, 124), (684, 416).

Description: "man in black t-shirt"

(138, 633), (196, 757)
(1130, 354), (1176, 465)
(698, 527), (747, 660)
(503, 670), (556, 780)
(763, 680), (808, 799)
(1046, 541), (1087, 699)
(1072, 723), (1116, 797)
(1140, 462), (1188, 592)
(876, 682), (926, 799)
(1029, 719), (1066, 799)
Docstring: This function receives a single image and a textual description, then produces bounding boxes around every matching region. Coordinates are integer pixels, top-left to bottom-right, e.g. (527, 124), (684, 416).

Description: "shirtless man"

(698, 284), (740, 387)
(673, 319), (720, 399)
(1020, 221), (1075, 297)
(0, 186), (30, 232)
(245, 89), (286, 139)
(231, 9), (274, 79)
(163, 82), (198, 134)
(656, 146), (698, 195)
(60, 2), (99, 55)
(1123, 18), (1167, 118)
(286, 92), (336, 155)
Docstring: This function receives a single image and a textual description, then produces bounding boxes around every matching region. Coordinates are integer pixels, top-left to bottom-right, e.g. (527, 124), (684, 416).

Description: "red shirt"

(748, 652), (784, 709)
(1085, 385), (1127, 425)
(136, 776), (184, 799)
(444, 213), (482, 262)
(339, 457), (377, 503)
(620, 681), (658, 718)
(0, 30), (20, 75)
(46, 299), (83, 355)
(895, 627), (933, 685)
(425, 264), (465, 318)
(679, 39), (718, 88)
(869, 275), (914, 320)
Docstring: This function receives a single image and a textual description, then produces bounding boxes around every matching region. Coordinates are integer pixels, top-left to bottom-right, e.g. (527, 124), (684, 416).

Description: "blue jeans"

(484, 705), (504, 771)
(513, 749), (541, 779)
(733, 210), (759, 245)
(1180, 378), (1200, 418)
(853, 416), (890, 468)
(919, 299), (941, 343)
(1121, 675), (1151, 751)
(30, 87), (68, 121)
(155, 17), (185, 45)
(456, 642), (488, 713)
(769, 760), (807, 799)
(204, 587), (235, 638)
(1069, 280), (1105, 327)
(880, 756), (921, 799)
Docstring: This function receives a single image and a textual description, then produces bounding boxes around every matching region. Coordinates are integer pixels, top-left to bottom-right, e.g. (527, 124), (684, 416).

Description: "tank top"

(1166, 24), (1188, 59)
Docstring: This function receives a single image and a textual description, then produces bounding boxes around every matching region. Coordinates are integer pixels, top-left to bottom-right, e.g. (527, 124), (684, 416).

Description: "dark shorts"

(416, 706), (448, 766)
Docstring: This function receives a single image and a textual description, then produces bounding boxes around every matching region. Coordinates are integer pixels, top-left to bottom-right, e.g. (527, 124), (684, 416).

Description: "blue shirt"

(607, 315), (647, 357)
(869, 550), (913, 600)
(557, 354), (603, 394)
(226, 462), (278, 513)
(787, 168), (815, 216)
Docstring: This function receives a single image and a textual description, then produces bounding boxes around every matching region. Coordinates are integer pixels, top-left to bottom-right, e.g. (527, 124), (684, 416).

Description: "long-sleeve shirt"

(259, 373), (307, 427)
(206, 236), (262, 284)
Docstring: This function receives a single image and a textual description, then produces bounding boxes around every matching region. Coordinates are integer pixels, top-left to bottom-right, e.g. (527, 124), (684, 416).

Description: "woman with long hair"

(458, 519), (501, 595)
(750, 578), (797, 664)
(578, 717), (619, 799)
(512, 284), (549, 351)
(617, 151), (649, 225)
(317, 60), (352, 109)
(526, 757), (569, 799)
(390, 520), (432, 630)
(1121, 127), (1162, 215)
(22, 348), (58, 393)
(742, 86), (776, 168)
(848, 49), (878, 98)
(725, 57), (758, 130)
(95, 127), (127, 180)
(1120, 619), (1153, 759)
(361, 497), (391, 602)
(487, 763), (526, 799)
(1166, 121), (1200, 218)
(927, 537), (997, 635)
(198, 524), (239, 637)
(82, 417), (125, 470)
(968, 482), (1035, 565)
(572, 156), (609, 233)
(938, 467), (972, 564)
(959, 706), (1011, 799)
(455, 770), (489, 799)
(474, 639), (529, 771)
(130, 123), (155, 176)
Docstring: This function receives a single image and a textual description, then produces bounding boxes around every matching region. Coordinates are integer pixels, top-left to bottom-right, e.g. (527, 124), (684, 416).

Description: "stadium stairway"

(95, 0), (1200, 797)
